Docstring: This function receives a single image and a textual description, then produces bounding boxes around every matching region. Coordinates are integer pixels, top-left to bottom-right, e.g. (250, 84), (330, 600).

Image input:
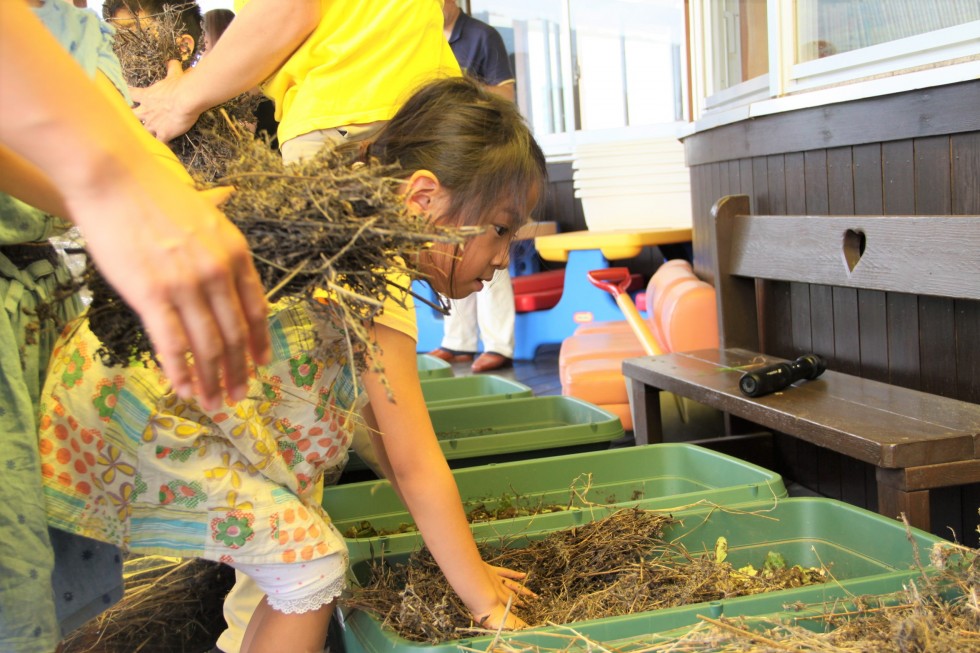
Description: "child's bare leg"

(240, 596), (334, 653)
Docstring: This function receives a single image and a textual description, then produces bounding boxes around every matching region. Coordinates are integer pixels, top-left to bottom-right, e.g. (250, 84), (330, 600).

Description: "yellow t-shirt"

(235, 0), (461, 144)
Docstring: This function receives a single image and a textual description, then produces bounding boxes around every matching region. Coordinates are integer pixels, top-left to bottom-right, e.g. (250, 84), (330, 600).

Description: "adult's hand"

(68, 170), (270, 409)
(129, 0), (323, 145)
(131, 60), (201, 143)
(1, 2), (272, 408)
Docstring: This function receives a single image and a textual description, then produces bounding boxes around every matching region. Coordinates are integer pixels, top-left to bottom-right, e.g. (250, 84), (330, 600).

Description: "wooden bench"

(623, 194), (980, 532)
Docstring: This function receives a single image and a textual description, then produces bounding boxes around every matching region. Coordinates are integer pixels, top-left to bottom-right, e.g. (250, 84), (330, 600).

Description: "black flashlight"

(738, 354), (827, 398)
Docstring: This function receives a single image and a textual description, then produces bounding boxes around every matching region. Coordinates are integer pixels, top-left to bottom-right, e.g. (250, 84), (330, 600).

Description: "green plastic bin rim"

(420, 374), (534, 408)
(416, 354), (453, 379)
(327, 443), (787, 541)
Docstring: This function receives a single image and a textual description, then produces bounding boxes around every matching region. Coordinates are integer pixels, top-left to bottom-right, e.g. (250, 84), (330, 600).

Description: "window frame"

(470, 0), (691, 161)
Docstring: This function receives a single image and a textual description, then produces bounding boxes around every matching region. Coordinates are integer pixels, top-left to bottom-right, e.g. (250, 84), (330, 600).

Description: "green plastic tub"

(416, 354), (453, 380)
(430, 395), (624, 464)
(343, 396), (624, 474)
(420, 374), (533, 408)
(325, 443), (786, 559)
(337, 497), (958, 653)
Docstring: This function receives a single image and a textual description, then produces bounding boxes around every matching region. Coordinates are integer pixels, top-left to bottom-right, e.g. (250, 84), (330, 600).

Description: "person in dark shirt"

(444, 1), (515, 101)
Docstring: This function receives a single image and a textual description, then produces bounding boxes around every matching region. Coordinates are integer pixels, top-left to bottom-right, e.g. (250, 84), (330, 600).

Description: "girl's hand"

(485, 562), (537, 608)
(474, 603), (528, 631)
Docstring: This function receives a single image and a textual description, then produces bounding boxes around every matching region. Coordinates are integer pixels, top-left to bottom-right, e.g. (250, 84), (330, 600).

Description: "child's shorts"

(229, 548), (348, 614)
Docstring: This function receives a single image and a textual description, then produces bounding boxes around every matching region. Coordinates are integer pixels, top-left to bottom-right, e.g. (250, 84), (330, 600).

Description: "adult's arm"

(0, 2), (271, 409)
(132, 0), (321, 142)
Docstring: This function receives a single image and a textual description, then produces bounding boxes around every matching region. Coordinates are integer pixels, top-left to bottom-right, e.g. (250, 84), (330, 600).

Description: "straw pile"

(346, 510), (978, 651)
(58, 556), (233, 653)
(83, 138), (464, 370)
(483, 537), (979, 653)
(345, 508), (829, 643)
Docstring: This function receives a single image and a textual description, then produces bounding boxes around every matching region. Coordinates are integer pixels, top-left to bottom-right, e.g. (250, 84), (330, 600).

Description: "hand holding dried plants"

(112, 5), (259, 182)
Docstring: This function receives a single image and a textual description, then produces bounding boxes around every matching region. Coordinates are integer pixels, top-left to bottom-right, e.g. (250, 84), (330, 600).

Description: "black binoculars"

(738, 354), (827, 398)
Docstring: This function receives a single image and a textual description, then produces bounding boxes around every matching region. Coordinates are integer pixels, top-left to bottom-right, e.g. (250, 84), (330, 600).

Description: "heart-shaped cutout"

(842, 228), (866, 274)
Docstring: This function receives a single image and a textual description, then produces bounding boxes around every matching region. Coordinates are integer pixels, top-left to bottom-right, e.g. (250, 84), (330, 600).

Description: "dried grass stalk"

(83, 139), (465, 371)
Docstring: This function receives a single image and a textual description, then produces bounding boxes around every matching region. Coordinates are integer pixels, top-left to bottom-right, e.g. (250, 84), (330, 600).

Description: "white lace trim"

(266, 574), (346, 614)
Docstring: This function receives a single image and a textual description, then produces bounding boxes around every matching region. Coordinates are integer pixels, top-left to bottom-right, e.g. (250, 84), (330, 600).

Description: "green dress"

(0, 196), (110, 652)
(1, 3), (130, 649)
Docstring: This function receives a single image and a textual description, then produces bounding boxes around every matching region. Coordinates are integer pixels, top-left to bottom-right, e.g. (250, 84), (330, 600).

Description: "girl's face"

(444, 204), (520, 298)
(407, 172), (536, 300)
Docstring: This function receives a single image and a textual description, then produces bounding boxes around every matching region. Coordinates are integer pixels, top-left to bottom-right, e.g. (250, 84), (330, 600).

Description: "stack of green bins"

(341, 374), (533, 482)
(420, 374), (533, 408)
(343, 395), (624, 474)
(416, 353), (454, 380)
(325, 443), (787, 560)
(336, 497), (960, 653)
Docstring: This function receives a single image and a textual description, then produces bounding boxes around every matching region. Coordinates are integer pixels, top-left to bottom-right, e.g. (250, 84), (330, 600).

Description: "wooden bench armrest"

(622, 348), (980, 468)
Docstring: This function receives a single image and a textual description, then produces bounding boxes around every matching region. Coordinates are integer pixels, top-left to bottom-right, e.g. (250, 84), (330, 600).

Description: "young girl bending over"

(37, 76), (546, 653)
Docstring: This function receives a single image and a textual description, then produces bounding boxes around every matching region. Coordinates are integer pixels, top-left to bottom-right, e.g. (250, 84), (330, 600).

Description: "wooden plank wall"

(683, 81), (980, 546)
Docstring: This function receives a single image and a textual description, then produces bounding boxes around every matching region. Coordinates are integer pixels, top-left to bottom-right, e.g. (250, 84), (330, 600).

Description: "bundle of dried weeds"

(345, 508), (830, 643)
(58, 556), (234, 653)
(82, 5), (467, 373)
(84, 139), (465, 370)
(111, 4), (259, 182)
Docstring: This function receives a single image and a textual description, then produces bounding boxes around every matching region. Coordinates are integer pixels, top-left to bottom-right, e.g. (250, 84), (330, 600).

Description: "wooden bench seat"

(623, 194), (980, 533)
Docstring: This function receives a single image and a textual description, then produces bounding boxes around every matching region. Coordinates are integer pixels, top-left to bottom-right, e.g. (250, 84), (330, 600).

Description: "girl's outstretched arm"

(360, 323), (531, 628)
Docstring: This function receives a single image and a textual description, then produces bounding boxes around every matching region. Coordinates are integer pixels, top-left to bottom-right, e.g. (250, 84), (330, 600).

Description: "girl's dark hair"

(202, 8), (235, 46)
(366, 76), (547, 228)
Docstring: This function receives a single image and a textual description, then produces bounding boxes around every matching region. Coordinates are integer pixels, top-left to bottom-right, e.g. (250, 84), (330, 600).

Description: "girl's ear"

(403, 170), (441, 214)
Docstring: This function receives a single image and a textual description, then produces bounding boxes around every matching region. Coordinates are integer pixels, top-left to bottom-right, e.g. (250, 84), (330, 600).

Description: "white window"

(469, 0), (689, 158)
